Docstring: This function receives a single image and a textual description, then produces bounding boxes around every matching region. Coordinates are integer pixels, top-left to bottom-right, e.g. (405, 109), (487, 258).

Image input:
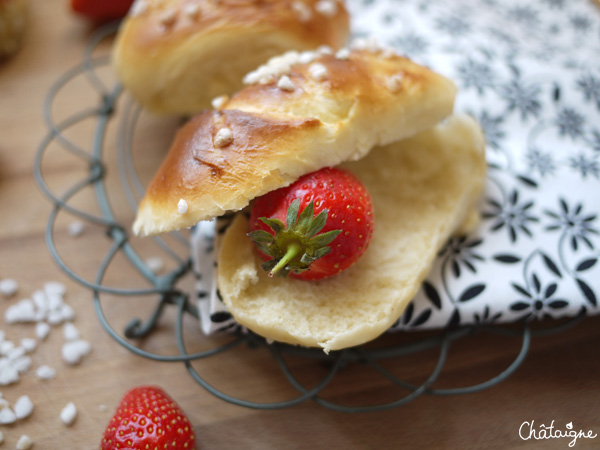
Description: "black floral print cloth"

(192, 0), (600, 333)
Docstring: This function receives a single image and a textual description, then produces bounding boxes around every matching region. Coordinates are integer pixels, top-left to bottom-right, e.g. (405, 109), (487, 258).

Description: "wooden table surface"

(1, 1), (599, 449)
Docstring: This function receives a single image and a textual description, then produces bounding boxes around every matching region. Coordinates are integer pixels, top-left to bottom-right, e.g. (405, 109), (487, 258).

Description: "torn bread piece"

(217, 115), (486, 353)
(112, 0), (350, 115)
(133, 47), (457, 236)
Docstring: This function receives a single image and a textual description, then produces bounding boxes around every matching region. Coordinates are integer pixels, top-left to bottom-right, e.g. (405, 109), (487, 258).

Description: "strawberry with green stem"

(249, 167), (374, 280)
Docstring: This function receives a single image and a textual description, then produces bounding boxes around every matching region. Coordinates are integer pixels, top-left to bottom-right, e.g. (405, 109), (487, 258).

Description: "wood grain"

(0, 1), (598, 448)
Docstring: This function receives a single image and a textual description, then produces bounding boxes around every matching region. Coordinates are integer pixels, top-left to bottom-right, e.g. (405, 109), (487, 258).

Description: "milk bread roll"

(217, 115), (486, 352)
(0, 0), (27, 58)
(133, 46), (458, 236)
(112, 0), (350, 115)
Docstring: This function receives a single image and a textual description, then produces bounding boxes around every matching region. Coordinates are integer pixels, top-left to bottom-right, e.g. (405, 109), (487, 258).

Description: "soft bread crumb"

(218, 116), (486, 351)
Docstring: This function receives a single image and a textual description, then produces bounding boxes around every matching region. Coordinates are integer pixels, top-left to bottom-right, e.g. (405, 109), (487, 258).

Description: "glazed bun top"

(132, 43), (457, 236)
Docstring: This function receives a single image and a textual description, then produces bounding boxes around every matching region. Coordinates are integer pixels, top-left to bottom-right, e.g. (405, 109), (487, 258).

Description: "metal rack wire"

(34, 23), (586, 412)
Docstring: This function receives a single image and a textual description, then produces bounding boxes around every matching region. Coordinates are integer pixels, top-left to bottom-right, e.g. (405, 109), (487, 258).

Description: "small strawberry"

(248, 167), (374, 280)
(100, 386), (195, 450)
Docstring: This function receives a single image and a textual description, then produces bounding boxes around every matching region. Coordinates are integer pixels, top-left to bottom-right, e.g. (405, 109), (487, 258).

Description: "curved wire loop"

(33, 23), (588, 412)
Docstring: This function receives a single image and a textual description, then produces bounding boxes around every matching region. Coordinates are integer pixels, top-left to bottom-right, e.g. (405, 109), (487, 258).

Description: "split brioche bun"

(132, 47), (457, 236)
(216, 115), (486, 352)
(112, 0), (350, 115)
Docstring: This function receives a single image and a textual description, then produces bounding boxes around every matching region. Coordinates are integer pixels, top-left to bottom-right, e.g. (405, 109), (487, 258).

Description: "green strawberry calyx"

(248, 199), (342, 278)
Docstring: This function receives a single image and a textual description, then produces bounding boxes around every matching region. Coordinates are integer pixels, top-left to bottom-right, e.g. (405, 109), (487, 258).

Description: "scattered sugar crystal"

(16, 434), (33, 450)
(244, 50), (312, 85)
(0, 407), (16, 424)
(0, 398), (9, 409)
(20, 338), (36, 353)
(351, 36), (382, 52)
(98, 404), (107, 412)
(315, 0), (338, 17)
(32, 290), (48, 311)
(5, 300), (37, 323)
(317, 45), (333, 55)
(177, 199), (189, 215)
(44, 282), (66, 297)
(277, 75), (295, 91)
(59, 304), (75, 322)
(14, 395), (33, 419)
(298, 51), (317, 64)
(335, 48), (351, 60)
(63, 323), (80, 341)
(145, 257), (164, 274)
(309, 63), (328, 81)
(213, 127), (234, 148)
(67, 220), (85, 237)
(62, 340), (91, 365)
(211, 95), (228, 110)
(0, 341), (14, 355)
(47, 294), (63, 310)
(36, 365), (56, 380)
(35, 322), (51, 340)
(46, 309), (64, 325)
(12, 356), (32, 374)
(0, 279), (18, 298)
(291, 1), (312, 22)
(0, 364), (19, 385)
(386, 74), (404, 93)
(7, 346), (25, 361)
(60, 402), (77, 426)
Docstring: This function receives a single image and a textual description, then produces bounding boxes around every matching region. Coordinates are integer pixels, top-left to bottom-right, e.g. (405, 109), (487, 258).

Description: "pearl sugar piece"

(63, 322), (80, 341)
(60, 402), (77, 426)
(291, 1), (312, 22)
(14, 395), (34, 419)
(36, 365), (56, 380)
(177, 199), (188, 215)
(0, 279), (18, 298)
(211, 95), (228, 110)
(213, 127), (234, 148)
(315, 0), (338, 17)
(35, 322), (51, 340)
(309, 63), (328, 81)
(0, 407), (16, 424)
(67, 220), (85, 237)
(61, 340), (91, 365)
(277, 75), (296, 91)
(386, 73), (404, 93)
(16, 434), (33, 450)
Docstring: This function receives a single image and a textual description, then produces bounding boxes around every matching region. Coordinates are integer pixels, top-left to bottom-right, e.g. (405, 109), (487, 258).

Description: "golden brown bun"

(133, 48), (457, 236)
(112, 0), (350, 115)
(216, 115), (486, 352)
(0, 0), (26, 58)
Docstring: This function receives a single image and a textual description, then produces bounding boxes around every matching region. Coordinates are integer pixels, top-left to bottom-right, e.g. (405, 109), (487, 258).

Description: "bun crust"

(216, 115), (487, 352)
(112, 0), (350, 115)
(133, 49), (457, 236)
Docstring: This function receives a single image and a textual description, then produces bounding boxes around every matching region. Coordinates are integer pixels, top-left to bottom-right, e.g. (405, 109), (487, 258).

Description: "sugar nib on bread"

(132, 42), (487, 352)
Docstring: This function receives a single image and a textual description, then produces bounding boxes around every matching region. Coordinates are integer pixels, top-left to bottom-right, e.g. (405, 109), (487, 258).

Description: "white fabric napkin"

(192, 0), (600, 334)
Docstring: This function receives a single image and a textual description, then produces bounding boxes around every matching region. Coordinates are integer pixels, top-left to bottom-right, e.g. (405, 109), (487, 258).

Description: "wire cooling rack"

(34, 23), (586, 412)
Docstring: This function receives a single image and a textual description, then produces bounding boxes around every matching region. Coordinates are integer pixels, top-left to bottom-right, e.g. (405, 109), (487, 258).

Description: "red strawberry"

(100, 386), (196, 450)
(70, 0), (135, 22)
(249, 167), (374, 280)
